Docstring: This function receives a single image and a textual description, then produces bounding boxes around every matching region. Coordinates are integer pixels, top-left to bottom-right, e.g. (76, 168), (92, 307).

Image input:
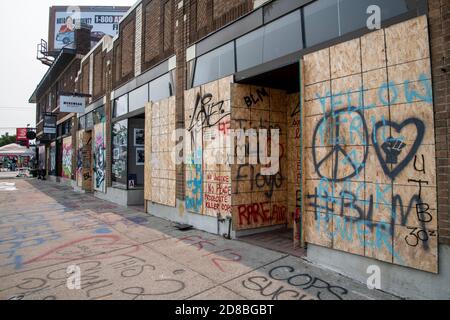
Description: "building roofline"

(29, 47), (77, 103)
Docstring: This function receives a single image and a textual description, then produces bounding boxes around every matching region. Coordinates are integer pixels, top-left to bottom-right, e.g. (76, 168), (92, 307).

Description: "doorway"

(232, 62), (303, 255)
(111, 113), (146, 208)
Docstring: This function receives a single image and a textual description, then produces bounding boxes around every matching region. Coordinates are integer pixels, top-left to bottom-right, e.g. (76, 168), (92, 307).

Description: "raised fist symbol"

(382, 136), (406, 164)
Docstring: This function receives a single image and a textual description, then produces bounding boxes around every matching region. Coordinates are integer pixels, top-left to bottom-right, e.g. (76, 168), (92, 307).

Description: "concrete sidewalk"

(0, 171), (29, 180)
(0, 179), (400, 300)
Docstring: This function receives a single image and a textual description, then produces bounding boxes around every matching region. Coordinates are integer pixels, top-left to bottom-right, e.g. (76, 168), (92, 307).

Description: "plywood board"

(62, 136), (73, 179)
(150, 97), (176, 207)
(301, 16), (438, 273)
(185, 86), (204, 214)
(184, 76), (233, 217)
(76, 130), (84, 187)
(144, 102), (152, 202)
(81, 131), (92, 191)
(146, 97), (177, 207)
(93, 123), (106, 193)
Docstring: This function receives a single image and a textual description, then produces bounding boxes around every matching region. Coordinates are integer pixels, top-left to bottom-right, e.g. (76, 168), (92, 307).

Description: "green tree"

(0, 134), (16, 147)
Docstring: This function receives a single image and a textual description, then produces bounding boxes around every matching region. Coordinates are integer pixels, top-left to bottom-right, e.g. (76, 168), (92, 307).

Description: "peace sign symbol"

(312, 107), (369, 182)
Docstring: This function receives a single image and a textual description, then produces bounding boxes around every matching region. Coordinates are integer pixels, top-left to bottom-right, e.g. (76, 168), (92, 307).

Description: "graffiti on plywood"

(76, 130), (84, 187)
(302, 16), (438, 273)
(230, 84), (288, 230)
(62, 137), (73, 179)
(93, 123), (106, 193)
(184, 77), (233, 216)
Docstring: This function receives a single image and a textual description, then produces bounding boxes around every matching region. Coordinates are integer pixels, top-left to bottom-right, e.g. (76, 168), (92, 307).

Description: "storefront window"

(113, 95), (128, 118)
(303, 0), (339, 47)
(193, 42), (235, 87)
(61, 119), (72, 136)
(263, 10), (302, 62)
(149, 73), (173, 103)
(112, 119), (128, 188)
(57, 124), (62, 137)
(236, 10), (302, 72)
(129, 84), (149, 112)
(339, 0), (409, 34)
(236, 28), (264, 71)
(304, 0), (411, 47)
(86, 112), (94, 130)
(93, 106), (106, 124)
(78, 116), (86, 130)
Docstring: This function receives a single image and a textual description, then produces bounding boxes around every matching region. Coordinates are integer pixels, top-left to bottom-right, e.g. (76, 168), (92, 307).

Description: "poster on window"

(134, 128), (145, 146)
(112, 120), (128, 185)
(136, 148), (144, 166)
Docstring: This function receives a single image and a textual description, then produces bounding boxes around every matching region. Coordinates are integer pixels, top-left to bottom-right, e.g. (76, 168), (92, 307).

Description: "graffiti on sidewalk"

(23, 235), (140, 266)
(0, 211), (143, 271)
(177, 235), (242, 272)
(0, 212), (63, 270)
(241, 265), (348, 300)
(0, 254), (189, 300)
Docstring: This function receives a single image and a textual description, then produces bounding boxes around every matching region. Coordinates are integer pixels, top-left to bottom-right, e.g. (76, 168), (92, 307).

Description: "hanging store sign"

(60, 95), (86, 113)
(43, 114), (57, 135)
(16, 128), (28, 141)
(16, 128), (30, 147)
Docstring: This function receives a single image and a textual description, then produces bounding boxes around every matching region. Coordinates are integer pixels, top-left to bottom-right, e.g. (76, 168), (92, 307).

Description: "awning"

(0, 144), (35, 157)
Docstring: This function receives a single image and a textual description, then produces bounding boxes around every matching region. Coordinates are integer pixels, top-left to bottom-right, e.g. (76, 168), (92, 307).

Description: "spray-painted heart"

(372, 118), (425, 180)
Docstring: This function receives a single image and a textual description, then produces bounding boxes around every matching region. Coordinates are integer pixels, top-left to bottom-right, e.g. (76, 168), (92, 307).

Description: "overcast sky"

(0, 0), (135, 136)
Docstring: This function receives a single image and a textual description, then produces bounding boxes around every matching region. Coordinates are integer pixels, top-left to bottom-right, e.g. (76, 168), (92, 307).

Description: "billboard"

(48, 6), (130, 51)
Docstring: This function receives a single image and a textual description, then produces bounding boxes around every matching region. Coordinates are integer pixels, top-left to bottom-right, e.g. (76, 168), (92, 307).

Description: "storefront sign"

(16, 128), (29, 147)
(43, 114), (57, 135)
(60, 95), (86, 113)
(16, 128), (28, 141)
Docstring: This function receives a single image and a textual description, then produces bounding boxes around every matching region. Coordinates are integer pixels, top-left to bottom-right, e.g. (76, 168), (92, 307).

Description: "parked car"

(56, 31), (74, 45)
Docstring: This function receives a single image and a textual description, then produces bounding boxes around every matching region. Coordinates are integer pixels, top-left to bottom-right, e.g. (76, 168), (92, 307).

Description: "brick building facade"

(428, 0), (450, 246)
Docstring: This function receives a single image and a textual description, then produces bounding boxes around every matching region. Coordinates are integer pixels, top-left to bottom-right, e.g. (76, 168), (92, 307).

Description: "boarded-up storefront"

(93, 123), (106, 193)
(144, 96), (177, 207)
(76, 130), (92, 191)
(301, 16), (438, 273)
(181, 77), (301, 242)
(184, 76), (233, 217)
(141, 15), (438, 274)
(62, 136), (73, 180)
